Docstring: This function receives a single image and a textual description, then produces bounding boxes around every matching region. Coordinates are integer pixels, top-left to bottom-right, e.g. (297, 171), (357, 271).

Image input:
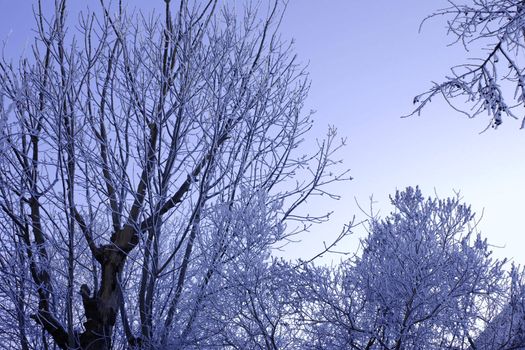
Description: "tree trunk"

(79, 226), (136, 349)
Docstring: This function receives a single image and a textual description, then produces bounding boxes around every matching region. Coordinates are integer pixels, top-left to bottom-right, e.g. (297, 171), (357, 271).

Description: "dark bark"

(78, 226), (136, 350)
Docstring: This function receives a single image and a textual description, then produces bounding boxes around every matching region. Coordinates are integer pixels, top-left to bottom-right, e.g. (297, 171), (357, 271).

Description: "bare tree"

(294, 188), (511, 350)
(409, 0), (525, 129)
(0, 1), (348, 349)
(473, 265), (525, 349)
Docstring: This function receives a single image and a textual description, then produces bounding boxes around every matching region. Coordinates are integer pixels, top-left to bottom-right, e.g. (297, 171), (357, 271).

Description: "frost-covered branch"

(409, 0), (525, 129)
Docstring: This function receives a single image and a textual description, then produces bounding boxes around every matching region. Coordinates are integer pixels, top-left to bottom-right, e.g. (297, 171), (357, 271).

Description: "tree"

(0, 1), (348, 348)
(410, 0), (525, 129)
(473, 265), (525, 349)
(295, 187), (512, 349)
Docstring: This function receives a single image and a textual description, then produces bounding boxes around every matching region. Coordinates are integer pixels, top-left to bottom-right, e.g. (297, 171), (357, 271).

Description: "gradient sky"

(1, 0), (524, 265)
(279, 1), (525, 264)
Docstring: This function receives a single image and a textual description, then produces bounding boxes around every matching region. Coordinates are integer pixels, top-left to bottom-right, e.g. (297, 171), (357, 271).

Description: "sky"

(278, 1), (525, 264)
(1, 0), (524, 265)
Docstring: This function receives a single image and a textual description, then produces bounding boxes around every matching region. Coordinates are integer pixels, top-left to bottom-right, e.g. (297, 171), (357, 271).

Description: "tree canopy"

(0, 0), (347, 348)
(0, 1), (523, 349)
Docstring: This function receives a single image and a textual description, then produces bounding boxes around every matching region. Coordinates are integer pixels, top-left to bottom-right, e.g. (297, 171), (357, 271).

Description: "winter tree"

(294, 187), (515, 349)
(0, 0), (348, 349)
(473, 265), (525, 349)
(410, 0), (525, 129)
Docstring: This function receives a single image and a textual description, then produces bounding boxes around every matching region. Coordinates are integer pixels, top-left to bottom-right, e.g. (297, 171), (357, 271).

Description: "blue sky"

(278, 1), (525, 264)
(1, 0), (524, 264)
